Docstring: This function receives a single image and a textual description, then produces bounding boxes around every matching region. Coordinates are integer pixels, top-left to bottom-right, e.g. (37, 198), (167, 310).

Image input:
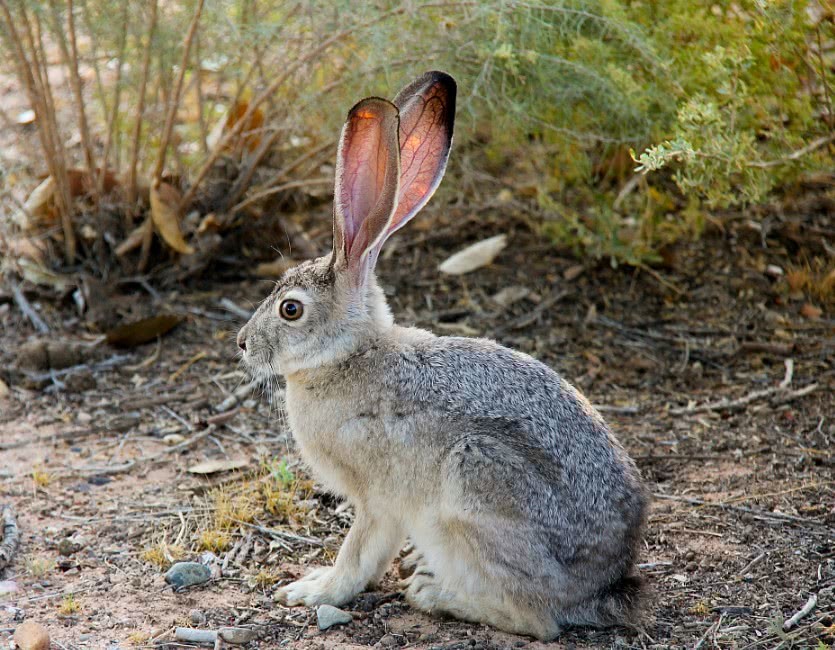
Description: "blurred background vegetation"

(0, 0), (832, 278)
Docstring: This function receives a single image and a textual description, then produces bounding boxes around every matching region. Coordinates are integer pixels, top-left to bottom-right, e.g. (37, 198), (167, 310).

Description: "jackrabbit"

(237, 71), (647, 640)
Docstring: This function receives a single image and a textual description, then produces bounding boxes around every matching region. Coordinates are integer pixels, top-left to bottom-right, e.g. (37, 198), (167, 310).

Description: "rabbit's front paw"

(276, 568), (358, 607)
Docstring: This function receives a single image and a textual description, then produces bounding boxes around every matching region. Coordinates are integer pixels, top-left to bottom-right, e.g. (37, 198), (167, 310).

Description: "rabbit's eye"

(279, 299), (304, 321)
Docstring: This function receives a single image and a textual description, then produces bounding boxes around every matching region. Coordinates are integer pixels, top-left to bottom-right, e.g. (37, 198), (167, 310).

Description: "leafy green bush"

(1, 1), (831, 270)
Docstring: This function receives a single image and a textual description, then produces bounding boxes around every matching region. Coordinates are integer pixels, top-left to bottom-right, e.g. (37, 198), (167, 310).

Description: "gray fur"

(237, 72), (647, 641)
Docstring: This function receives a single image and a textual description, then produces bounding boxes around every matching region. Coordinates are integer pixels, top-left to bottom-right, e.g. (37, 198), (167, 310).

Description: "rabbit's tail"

(563, 574), (646, 629)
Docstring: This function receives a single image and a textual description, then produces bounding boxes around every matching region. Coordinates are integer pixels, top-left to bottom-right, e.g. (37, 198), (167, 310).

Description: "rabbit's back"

(384, 329), (645, 527)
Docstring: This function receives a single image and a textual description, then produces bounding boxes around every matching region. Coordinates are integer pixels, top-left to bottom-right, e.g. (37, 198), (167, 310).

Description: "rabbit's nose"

(237, 328), (247, 352)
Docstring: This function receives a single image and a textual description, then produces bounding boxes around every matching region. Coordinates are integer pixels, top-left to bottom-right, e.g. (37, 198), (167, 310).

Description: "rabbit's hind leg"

(403, 562), (560, 640)
(401, 532), (561, 641)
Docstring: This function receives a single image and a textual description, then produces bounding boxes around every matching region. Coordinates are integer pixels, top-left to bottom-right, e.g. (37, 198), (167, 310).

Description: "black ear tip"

(423, 70), (457, 93)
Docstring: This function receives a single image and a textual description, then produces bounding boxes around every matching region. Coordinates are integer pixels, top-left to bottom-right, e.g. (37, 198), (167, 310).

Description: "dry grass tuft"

(785, 261), (835, 305)
(31, 466), (51, 489)
(25, 555), (55, 578)
(58, 593), (81, 615)
(140, 542), (187, 569)
(198, 529), (231, 553)
(211, 487), (258, 530)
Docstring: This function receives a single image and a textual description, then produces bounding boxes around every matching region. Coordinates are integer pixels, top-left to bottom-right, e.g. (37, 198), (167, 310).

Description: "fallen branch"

(749, 133), (835, 168)
(23, 353), (130, 383)
(235, 520), (323, 547)
(0, 414), (139, 451)
(214, 380), (258, 412)
(782, 593), (817, 631)
(670, 383), (817, 416)
(653, 493), (825, 527)
(65, 428), (213, 475)
(0, 506), (20, 571)
(175, 626), (256, 646)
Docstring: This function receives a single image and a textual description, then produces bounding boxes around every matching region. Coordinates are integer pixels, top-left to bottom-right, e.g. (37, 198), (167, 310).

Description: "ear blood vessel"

(237, 70), (647, 641)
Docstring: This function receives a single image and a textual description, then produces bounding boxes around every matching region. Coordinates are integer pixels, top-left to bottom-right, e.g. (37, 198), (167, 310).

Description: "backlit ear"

(388, 71), (456, 237)
(333, 97), (401, 285)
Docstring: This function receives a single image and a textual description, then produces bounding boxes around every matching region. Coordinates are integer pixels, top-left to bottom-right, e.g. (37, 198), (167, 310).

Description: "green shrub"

(1, 1), (830, 269)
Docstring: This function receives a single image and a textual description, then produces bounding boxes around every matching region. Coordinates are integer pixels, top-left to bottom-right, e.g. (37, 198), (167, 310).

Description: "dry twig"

(782, 593), (817, 631)
(11, 283), (49, 333)
(653, 493), (825, 526)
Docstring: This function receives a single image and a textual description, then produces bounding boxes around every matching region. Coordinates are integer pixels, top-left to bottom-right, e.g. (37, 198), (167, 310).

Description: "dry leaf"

(491, 286), (530, 307)
(105, 314), (184, 347)
(17, 258), (72, 290)
(187, 459), (249, 474)
(800, 303), (822, 320)
(150, 183), (194, 255)
(15, 176), (56, 227)
(439, 235), (507, 275)
(563, 264), (585, 281)
(197, 213), (222, 233)
(207, 101), (264, 153)
(2, 236), (45, 264)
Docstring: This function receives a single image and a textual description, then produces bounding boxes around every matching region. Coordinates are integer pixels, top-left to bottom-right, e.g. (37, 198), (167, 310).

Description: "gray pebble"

(189, 609), (206, 626)
(316, 604), (353, 630)
(219, 627), (257, 644)
(164, 562), (211, 589)
(58, 536), (85, 556)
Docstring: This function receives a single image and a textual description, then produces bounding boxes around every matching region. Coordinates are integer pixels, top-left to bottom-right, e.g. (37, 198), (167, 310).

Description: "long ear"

(333, 97), (401, 284)
(388, 71), (456, 237)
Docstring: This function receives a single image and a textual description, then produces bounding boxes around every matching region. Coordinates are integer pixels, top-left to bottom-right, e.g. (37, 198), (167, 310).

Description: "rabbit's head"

(238, 71), (456, 377)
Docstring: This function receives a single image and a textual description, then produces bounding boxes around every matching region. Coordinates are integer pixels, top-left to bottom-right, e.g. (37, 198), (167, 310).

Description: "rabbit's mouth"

(241, 350), (281, 382)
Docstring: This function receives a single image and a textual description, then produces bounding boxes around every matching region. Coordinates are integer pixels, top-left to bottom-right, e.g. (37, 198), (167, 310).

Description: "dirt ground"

(1, 203), (834, 650)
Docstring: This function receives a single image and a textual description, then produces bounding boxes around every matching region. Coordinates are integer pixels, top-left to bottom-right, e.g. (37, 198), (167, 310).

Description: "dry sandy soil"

(1, 205), (834, 649)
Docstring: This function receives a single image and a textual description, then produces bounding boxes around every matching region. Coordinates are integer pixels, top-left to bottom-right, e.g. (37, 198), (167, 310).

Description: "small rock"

(316, 604), (353, 630)
(0, 580), (18, 595)
(13, 621), (50, 650)
(58, 535), (85, 556)
(764, 264), (783, 279)
(189, 609), (206, 626)
(165, 562), (211, 589)
(379, 633), (398, 647)
(219, 627), (257, 644)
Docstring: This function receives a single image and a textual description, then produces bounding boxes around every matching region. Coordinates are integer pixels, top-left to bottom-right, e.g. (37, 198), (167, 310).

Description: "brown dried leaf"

(207, 101), (264, 153)
(3, 237), (45, 264)
(105, 314), (184, 348)
(150, 183), (194, 255)
(800, 303), (822, 320)
(15, 176), (55, 227)
(563, 264), (584, 281)
(197, 213), (222, 233)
